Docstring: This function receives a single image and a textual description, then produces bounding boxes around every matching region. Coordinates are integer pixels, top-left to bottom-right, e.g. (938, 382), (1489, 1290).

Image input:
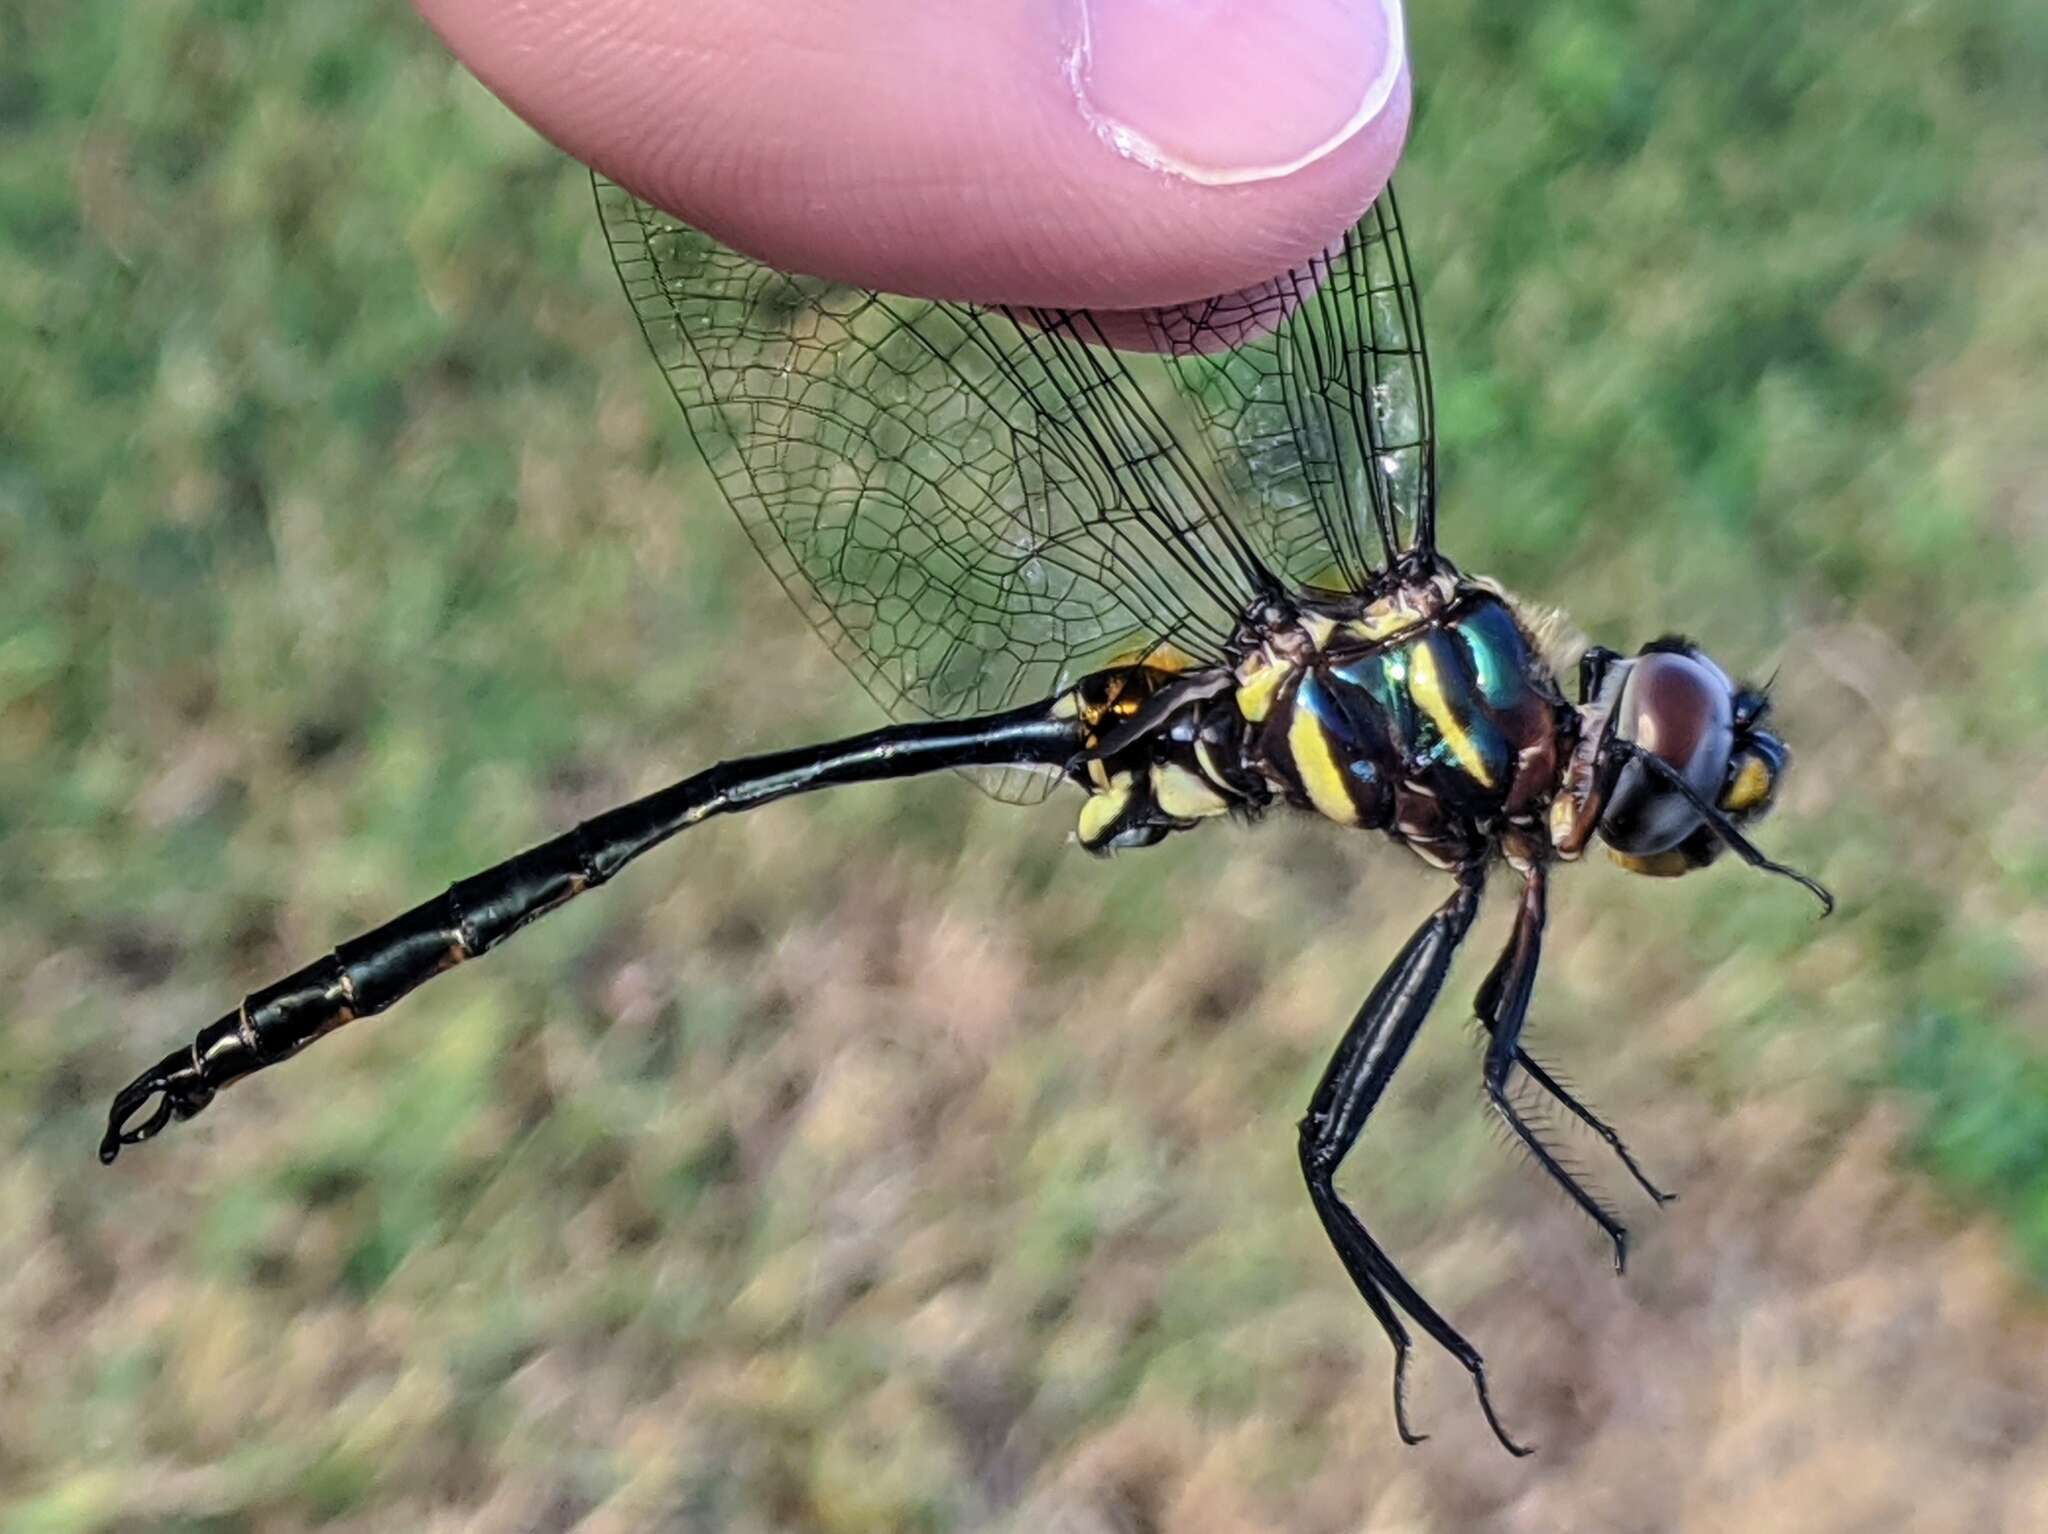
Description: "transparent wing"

(595, 175), (1431, 802)
(597, 178), (1276, 768)
(1144, 188), (1438, 592)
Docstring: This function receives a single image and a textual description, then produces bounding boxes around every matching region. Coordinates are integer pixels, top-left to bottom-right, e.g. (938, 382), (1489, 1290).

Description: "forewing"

(1144, 187), (1437, 591)
(594, 175), (1287, 802)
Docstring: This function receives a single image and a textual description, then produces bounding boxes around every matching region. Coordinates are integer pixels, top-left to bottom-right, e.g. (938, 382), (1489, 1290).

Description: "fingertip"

(1070, 0), (1406, 189)
(414, 0), (1408, 307)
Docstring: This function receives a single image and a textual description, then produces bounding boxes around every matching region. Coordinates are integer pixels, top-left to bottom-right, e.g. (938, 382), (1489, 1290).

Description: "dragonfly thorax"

(1063, 575), (1574, 874)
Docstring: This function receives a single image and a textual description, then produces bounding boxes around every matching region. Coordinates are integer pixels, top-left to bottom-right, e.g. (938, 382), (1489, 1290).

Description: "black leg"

(101, 695), (1085, 1163)
(1576, 645), (1622, 705)
(1474, 867), (1642, 1273)
(1470, 884), (1672, 1206)
(1495, 1044), (1674, 1207)
(1297, 868), (1533, 1457)
(1619, 744), (1834, 914)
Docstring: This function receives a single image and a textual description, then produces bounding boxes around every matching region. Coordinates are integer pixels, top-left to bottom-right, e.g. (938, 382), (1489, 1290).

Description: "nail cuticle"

(1066, 0), (1406, 187)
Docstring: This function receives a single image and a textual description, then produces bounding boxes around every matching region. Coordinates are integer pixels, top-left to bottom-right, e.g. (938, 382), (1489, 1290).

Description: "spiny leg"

(1297, 869), (1533, 1457)
(1498, 1044), (1674, 1206)
(1470, 832), (1671, 1205)
(1474, 867), (1634, 1273)
(1342, 1252), (1428, 1447)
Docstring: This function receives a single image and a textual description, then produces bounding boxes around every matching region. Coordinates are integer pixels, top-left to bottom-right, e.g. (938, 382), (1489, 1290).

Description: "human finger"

(413, 0), (1409, 309)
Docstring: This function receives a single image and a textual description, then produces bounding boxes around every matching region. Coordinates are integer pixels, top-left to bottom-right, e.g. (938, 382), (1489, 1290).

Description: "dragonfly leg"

(1576, 645), (1624, 704)
(1474, 867), (1639, 1273)
(1487, 1037), (1675, 1207)
(101, 698), (1083, 1164)
(1297, 868), (1533, 1457)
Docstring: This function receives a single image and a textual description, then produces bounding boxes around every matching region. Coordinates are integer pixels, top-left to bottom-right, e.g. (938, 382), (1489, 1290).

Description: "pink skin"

(412, 0), (1409, 324)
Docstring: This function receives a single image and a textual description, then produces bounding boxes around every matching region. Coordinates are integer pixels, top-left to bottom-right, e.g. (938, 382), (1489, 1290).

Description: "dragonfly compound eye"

(1600, 649), (1737, 859)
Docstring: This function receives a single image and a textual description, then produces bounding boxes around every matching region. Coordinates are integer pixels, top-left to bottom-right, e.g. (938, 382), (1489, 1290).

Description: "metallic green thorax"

(1067, 576), (1571, 874)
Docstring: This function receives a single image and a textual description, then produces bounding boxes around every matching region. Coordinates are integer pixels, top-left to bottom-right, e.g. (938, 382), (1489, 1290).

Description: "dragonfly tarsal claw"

(98, 1048), (215, 1164)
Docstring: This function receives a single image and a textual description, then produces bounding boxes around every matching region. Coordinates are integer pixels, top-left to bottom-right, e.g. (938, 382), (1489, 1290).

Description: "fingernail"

(1065, 0), (1405, 186)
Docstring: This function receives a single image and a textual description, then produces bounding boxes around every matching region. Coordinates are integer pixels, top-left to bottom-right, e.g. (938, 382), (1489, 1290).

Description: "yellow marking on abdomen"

(1078, 774), (1133, 845)
(1288, 707), (1361, 826)
(1100, 641), (1202, 675)
(1151, 763), (1229, 820)
(1407, 639), (1496, 790)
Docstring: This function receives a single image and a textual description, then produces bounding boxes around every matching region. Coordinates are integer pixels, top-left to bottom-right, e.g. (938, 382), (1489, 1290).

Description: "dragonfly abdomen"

(1064, 664), (1267, 852)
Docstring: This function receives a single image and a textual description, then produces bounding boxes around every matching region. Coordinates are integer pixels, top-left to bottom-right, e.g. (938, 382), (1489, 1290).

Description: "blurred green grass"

(4, 0), (2047, 1529)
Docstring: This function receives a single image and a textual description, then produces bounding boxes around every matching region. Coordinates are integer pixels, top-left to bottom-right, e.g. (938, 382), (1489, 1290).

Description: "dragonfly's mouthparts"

(99, 1045), (216, 1163)
(1620, 743), (1835, 915)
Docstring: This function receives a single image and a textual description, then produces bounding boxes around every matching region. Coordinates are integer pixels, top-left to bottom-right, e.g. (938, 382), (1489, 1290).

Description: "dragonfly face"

(1562, 639), (1795, 881)
(100, 161), (1833, 1460)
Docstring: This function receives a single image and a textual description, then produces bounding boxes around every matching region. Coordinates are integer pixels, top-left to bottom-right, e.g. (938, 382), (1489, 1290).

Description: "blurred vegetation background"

(4, 0), (2046, 1528)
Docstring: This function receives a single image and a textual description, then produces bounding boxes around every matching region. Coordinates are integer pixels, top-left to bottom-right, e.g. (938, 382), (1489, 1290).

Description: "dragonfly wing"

(1143, 185), (1438, 593)
(595, 175), (1289, 802)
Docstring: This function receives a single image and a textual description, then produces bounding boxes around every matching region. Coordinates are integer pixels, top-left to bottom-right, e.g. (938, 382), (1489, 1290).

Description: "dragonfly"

(101, 165), (1831, 1455)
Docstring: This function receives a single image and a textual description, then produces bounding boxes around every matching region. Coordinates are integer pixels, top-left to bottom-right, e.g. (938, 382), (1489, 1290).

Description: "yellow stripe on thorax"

(1407, 637), (1496, 790)
(1287, 706), (1361, 826)
(1235, 654), (1287, 723)
(1342, 598), (1422, 645)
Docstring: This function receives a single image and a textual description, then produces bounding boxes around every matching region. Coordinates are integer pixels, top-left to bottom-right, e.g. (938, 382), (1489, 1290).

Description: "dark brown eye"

(1599, 650), (1736, 856)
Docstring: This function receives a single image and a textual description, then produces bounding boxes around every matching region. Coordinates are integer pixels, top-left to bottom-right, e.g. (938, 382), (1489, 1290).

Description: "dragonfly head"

(1596, 640), (1785, 876)
(1550, 636), (1827, 911)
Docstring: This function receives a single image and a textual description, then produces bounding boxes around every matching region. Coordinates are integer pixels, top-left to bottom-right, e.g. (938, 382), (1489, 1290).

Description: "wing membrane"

(1146, 190), (1437, 589)
(594, 174), (1438, 800)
